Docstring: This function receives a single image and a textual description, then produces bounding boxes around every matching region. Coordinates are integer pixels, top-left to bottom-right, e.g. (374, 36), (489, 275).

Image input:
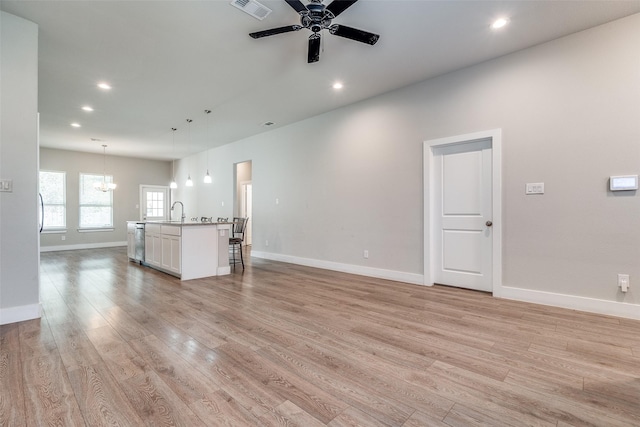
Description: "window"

(79, 173), (114, 229)
(140, 185), (169, 221)
(39, 170), (66, 229)
(146, 191), (164, 219)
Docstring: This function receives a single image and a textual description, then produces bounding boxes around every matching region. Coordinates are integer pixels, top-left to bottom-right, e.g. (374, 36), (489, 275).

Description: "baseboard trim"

(40, 241), (127, 252)
(251, 251), (425, 285)
(252, 251), (639, 320)
(0, 303), (42, 325)
(495, 286), (640, 321)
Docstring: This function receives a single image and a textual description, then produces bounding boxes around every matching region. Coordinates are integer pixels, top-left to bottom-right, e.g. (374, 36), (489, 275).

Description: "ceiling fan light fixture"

(249, 0), (379, 63)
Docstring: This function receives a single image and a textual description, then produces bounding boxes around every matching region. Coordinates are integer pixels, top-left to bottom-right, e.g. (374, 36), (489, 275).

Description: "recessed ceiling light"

(97, 82), (111, 90)
(82, 106), (94, 112)
(491, 17), (509, 29)
(71, 123), (81, 128)
(333, 82), (344, 90)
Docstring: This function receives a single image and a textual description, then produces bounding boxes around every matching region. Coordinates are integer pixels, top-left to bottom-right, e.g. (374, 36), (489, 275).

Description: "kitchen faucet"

(171, 201), (185, 222)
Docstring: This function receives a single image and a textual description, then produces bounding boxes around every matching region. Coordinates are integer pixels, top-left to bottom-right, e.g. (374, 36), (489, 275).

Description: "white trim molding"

(40, 241), (126, 252)
(251, 251), (639, 320)
(423, 128), (503, 292)
(251, 251), (424, 285)
(496, 286), (640, 321)
(0, 302), (42, 325)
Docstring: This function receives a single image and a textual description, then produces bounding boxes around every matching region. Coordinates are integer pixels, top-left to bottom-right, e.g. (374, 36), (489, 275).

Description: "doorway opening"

(423, 129), (502, 293)
(234, 161), (252, 246)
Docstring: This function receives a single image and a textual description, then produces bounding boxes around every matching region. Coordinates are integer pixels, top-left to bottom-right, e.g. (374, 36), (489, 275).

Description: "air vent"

(230, 0), (272, 21)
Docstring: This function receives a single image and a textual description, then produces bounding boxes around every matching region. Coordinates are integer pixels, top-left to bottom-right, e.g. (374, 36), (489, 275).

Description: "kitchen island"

(127, 221), (232, 280)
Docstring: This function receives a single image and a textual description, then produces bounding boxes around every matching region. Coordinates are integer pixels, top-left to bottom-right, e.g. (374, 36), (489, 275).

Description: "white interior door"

(432, 138), (493, 292)
(140, 185), (169, 221)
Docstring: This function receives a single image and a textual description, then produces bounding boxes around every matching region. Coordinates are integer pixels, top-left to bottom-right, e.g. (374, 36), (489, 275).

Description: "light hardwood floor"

(2, 247), (639, 426)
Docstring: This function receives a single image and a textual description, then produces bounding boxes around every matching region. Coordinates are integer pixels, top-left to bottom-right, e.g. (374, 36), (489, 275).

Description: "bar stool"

(229, 217), (248, 269)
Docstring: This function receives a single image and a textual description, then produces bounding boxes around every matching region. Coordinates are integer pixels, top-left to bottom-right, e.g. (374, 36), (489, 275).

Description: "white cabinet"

(144, 232), (154, 264)
(161, 235), (181, 274)
(138, 222), (229, 280)
(144, 223), (163, 268)
(127, 223), (136, 260)
(144, 224), (181, 275)
(151, 234), (162, 266)
(160, 225), (181, 274)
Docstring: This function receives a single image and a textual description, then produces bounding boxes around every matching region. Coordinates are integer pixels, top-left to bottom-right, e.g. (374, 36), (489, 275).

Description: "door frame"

(240, 180), (252, 246)
(139, 185), (170, 221)
(423, 129), (502, 293)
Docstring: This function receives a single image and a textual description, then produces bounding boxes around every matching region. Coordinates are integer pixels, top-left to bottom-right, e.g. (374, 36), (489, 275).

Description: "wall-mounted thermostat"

(609, 175), (638, 191)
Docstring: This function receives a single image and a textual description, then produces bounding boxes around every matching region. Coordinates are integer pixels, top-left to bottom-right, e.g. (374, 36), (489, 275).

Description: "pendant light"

(185, 118), (193, 187)
(204, 109), (212, 184)
(169, 128), (177, 189)
(95, 144), (117, 192)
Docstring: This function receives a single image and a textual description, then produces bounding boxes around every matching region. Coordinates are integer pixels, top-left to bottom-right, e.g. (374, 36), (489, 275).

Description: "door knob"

(486, 221), (493, 227)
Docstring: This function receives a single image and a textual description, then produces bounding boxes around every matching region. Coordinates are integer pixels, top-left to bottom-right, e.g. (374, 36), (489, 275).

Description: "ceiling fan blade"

(285, 0), (309, 15)
(308, 34), (321, 63)
(329, 24), (379, 45)
(250, 25), (302, 39)
(325, 0), (359, 18)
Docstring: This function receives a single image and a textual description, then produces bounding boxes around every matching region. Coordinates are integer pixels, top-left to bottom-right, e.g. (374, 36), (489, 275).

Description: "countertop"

(128, 220), (232, 227)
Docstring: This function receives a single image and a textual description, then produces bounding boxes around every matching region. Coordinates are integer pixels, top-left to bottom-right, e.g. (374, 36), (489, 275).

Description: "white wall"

(39, 147), (172, 250)
(175, 14), (640, 318)
(0, 12), (40, 324)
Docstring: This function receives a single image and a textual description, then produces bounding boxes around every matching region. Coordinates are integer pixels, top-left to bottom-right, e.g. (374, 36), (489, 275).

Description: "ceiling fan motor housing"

(302, 3), (332, 33)
(249, 0), (380, 63)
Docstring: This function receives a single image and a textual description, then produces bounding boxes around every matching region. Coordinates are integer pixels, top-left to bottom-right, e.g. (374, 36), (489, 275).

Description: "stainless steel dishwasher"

(134, 222), (145, 263)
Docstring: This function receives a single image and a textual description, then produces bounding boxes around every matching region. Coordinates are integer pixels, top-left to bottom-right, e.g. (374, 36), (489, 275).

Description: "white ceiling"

(2, 0), (639, 161)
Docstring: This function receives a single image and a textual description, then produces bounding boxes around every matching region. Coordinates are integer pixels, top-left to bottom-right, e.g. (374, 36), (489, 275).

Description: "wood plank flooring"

(2, 247), (639, 426)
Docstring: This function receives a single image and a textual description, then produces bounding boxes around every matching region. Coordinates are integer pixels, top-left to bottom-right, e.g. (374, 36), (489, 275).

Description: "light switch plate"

(526, 182), (544, 195)
(0, 179), (13, 192)
(610, 175), (638, 191)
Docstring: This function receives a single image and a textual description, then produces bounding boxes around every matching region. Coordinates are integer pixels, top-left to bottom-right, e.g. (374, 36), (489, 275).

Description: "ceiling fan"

(249, 0), (380, 63)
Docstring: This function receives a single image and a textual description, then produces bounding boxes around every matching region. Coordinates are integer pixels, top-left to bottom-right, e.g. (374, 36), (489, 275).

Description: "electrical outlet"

(265, 240), (269, 247)
(61, 235), (66, 241)
(363, 250), (369, 259)
(618, 274), (630, 292)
